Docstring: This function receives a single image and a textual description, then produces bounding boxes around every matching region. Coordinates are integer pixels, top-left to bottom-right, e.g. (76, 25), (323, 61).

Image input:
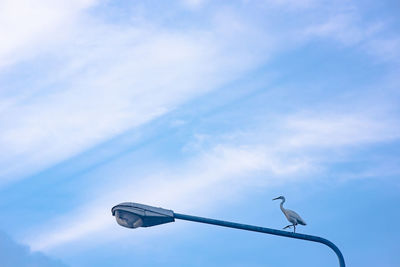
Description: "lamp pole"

(174, 213), (345, 267)
(112, 202), (345, 267)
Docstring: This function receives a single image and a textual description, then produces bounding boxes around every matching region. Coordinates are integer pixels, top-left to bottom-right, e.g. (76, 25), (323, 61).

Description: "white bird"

(273, 196), (306, 233)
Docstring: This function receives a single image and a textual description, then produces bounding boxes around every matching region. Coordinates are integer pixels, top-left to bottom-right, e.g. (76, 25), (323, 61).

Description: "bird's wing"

(286, 209), (307, 225)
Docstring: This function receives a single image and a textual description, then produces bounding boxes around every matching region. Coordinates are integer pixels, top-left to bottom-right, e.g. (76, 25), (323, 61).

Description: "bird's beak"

(272, 197), (279, 201)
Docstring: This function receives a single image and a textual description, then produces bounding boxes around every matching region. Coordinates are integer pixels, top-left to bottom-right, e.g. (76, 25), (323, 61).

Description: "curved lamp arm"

(112, 202), (345, 267)
(174, 213), (345, 267)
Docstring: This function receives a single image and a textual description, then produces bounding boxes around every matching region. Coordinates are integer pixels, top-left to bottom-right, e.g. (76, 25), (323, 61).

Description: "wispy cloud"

(0, 2), (274, 184)
(282, 113), (400, 148)
(25, 104), (399, 251)
(302, 7), (400, 65)
(263, 0), (317, 9)
(303, 11), (380, 46)
(25, 138), (316, 251)
(0, 0), (97, 68)
(2, 0), (398, 185)
(181, 0), (207, 9)
(2, 0), (400, 261)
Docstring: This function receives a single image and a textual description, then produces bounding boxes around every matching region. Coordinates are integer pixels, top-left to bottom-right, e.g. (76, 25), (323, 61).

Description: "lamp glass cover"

(115, 210), (143, 229)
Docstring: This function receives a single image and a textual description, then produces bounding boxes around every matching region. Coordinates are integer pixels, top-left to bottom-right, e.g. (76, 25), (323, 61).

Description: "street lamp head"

(111, 202), (175, 229)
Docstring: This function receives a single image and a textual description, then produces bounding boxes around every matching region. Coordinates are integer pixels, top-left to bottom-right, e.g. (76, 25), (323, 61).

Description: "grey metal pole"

(174, 212), (345, 267)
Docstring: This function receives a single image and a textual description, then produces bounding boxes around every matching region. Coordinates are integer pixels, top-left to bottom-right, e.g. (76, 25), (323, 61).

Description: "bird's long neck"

(280, 198), (286, 212)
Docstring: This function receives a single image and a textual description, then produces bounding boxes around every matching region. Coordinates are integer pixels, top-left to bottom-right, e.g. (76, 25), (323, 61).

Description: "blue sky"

(0, 0), (399, 266)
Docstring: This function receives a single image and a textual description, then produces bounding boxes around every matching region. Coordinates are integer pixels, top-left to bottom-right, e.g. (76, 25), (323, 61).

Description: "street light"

(112, 202), (345, 267)
(112, 202), (174, 228)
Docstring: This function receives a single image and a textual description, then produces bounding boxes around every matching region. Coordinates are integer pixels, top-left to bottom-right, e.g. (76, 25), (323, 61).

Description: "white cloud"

(0, 0), (97, 68)
(0, 3), (274, 184)
(181, 0), (206, 9)
(2, 0), (398, 185)
(282, 113), (400, 148)
(22, 101), (400, 252)
(264, 0), (316, 9)
(303, 13), (367, 45)
(25, 143), (309, 251)
(302, 9), (400, 64)
(4, 0), (400, 256)
(27, 106), (400, 251)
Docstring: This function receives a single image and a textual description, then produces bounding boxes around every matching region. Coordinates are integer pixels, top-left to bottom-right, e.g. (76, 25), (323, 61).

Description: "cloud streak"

(1, 0), (398, 185)
(0, 2), (274, 184)
(0, 0), (97, 68)
(25, 106), (399, 251)
(26, 144), (297, 251)
(2, 1), (400, 262)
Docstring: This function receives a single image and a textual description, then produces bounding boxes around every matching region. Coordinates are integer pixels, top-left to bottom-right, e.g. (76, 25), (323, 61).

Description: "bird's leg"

(293, 224), (296, 233)
(283, 225), (292, 230)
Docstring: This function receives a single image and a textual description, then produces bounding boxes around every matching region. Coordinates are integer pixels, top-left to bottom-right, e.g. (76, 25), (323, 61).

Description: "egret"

(273, 196), (306, 233)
